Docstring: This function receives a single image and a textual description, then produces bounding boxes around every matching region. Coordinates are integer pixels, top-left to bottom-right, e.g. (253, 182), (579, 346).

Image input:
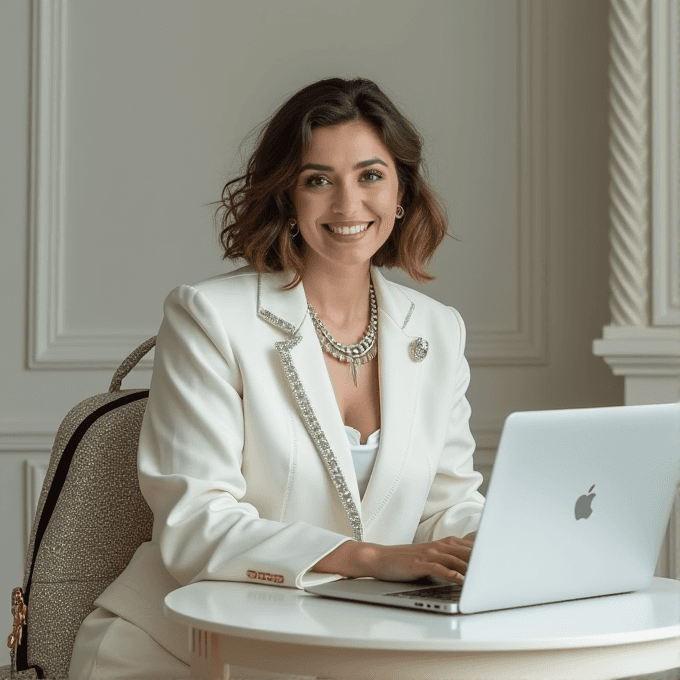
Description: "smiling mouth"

(324, 221), (374, 234)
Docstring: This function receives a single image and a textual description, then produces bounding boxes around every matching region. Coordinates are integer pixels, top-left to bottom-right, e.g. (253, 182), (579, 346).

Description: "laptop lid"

(458, 401), (680, 613)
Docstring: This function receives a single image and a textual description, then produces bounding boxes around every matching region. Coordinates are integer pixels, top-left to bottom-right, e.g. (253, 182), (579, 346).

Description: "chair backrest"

(14, 338), (156, 678)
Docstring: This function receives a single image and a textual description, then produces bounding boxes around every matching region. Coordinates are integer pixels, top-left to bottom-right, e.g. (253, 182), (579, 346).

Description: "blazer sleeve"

(137, 284), (352, 590)
(413, 306), (486, 543)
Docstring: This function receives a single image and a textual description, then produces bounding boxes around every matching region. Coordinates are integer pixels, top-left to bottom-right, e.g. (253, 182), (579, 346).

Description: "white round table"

(164, 576), (680, 680)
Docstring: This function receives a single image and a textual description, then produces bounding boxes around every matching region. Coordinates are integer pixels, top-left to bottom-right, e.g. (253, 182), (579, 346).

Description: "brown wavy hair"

(214, 77), (453, 290)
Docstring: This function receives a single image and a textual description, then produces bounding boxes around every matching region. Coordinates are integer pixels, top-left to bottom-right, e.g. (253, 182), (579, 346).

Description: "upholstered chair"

(1, 339), (156, 679)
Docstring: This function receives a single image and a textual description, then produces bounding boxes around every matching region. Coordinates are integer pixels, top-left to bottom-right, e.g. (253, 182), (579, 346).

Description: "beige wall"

(0, 0), (623, 663)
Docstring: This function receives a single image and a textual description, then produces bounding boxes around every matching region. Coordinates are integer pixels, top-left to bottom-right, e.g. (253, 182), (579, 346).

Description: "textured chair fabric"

(8, 339), (156, 679)
(0, 667), (39, 680)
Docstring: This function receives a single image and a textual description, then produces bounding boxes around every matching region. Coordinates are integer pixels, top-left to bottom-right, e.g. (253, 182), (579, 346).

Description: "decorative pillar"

(607, 0), (650, 329)
(593, 0), (680, 579)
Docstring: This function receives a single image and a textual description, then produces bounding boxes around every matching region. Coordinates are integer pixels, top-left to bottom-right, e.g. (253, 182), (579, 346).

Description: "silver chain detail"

(307, 283), (378, 388)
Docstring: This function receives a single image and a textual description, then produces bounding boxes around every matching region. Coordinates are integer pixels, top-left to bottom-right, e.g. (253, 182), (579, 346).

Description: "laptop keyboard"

(387, 584), (463, 602)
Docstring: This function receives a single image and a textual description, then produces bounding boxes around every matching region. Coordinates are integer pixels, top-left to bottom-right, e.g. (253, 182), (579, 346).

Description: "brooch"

(409, 337), (429, 362)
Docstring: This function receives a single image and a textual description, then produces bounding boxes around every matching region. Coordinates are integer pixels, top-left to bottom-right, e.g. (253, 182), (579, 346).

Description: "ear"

(397, 184), (404, 206)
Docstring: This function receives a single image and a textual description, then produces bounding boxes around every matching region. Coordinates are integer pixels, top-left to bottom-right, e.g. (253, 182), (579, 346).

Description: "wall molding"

(0, 434), (54, 453)
(471, 425), (501, 466)
(470, 425), (502, 498)
(465, 0), (548, 367)
(25, 461), (49, 556)
(652, 0), (680, 325)
(27, 0), (157, 370)
(593, 325), (680, 376)
(27, 0), (546, 369)
(0, 419), (55, 453)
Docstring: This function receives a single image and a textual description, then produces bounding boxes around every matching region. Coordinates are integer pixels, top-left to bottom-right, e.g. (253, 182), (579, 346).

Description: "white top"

(344, 425), (380, 499)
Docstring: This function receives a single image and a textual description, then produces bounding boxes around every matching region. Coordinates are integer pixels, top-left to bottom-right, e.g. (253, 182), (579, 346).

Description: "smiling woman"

(68, 76), (485, 680)
(215, 77), (451, 290)
(292, 120), (403, 276)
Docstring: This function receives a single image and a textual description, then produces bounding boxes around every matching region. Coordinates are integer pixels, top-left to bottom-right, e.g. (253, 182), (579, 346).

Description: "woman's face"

(291, 119), (404, 270)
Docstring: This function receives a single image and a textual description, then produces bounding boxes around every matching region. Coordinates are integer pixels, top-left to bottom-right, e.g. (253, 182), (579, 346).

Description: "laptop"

(305, 402), (680, 615)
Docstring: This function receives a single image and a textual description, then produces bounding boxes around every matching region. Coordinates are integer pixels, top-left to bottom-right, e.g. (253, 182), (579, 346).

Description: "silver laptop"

(305, 402), (680, 615)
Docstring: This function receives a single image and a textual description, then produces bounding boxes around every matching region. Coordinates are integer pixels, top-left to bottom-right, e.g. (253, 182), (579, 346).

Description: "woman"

(69, 76), (485, 680)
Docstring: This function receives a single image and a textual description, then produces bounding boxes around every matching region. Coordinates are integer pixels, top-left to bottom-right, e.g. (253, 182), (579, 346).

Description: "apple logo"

(575, 485), (596, 520)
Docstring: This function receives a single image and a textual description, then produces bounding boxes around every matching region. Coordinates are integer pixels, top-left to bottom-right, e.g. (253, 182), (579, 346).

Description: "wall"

(0, 0), (623, 665)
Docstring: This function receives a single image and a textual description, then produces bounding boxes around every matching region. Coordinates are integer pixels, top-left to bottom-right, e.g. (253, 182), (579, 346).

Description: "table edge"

(164, 601), (680, 652)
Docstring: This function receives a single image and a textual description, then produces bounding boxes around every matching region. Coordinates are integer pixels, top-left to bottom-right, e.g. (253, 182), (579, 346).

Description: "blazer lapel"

(361, 266), (422, 531)
(256, 267), (423, 542)
(257, 270), (363, 541)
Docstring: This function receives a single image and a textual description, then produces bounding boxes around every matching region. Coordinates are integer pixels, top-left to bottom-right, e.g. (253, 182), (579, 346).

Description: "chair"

(2, 339), (156, 679)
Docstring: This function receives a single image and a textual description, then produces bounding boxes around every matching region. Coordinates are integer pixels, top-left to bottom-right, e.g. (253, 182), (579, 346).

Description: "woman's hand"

(312, 535), (474, 584)
(363, 535), (474, 584)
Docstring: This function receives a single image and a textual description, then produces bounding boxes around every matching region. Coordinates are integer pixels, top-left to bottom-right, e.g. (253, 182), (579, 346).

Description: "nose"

(331, 178), (361, 215)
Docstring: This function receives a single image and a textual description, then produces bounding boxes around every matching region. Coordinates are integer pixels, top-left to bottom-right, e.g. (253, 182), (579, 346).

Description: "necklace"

(307, 283), (378, 388)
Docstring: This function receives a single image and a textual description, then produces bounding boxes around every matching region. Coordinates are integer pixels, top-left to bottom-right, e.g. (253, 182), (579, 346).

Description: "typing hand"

(311, 533), (478, 583)
(361, 535), (474, 584)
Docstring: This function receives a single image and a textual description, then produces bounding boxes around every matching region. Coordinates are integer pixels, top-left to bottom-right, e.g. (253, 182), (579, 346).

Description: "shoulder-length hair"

(215, 77), (452, 290)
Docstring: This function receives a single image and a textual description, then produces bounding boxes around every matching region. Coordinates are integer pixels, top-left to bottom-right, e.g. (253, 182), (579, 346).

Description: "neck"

(301, 255), (372, 329)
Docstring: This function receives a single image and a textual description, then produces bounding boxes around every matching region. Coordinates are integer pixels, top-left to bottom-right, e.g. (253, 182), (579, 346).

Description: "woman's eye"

(304, 175), (329, 188)
(304, 169), (384, 188)
(364, 170), (384, 182)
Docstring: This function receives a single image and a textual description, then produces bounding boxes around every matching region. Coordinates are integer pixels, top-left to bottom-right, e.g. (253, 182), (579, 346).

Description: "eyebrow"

(299, 157), (388, 173)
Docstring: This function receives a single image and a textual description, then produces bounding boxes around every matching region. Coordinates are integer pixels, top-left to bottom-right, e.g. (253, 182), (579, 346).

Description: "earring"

(395, 205), (405, 219)
(289, 219), (299, 238)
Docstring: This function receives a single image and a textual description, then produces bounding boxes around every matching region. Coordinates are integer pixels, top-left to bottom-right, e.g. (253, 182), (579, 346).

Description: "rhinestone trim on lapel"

(401, 301), (415, 330)
(275, 335), (364, 542)
(257, 274), (297, 336)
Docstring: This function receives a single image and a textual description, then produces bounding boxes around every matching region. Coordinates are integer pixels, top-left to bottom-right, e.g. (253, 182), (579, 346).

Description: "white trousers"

(69, 607), (318, 680)
(68, 607), (190, 680)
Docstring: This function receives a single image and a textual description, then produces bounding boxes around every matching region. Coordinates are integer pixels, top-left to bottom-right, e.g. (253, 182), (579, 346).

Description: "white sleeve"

(413, 307), (485, 543)
(138, 284), (352, 589)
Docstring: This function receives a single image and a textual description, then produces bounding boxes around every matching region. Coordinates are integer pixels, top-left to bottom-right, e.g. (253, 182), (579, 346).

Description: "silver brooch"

(410, 337), (429, 362)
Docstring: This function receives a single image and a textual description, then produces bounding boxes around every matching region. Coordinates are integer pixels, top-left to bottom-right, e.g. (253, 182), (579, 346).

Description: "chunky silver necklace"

(307, 283), (378, 388)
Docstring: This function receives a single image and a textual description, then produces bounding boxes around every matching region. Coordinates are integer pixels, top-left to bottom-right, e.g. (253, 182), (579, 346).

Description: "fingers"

(422, 545), (470, 576)
(370, 540), (473, 583)
(441, 535), (473, 547)
(430, 562), (465, 584)
(437, 551), (470, 575)
(437, 537), (473, 559)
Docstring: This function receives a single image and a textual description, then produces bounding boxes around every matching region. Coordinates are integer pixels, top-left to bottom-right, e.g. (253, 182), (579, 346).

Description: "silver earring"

(289, 219), (299, 238)
(395, 205), (405, 219)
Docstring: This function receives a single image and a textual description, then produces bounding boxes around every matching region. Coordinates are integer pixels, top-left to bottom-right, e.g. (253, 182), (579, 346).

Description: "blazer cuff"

(295, 536), (355, 589)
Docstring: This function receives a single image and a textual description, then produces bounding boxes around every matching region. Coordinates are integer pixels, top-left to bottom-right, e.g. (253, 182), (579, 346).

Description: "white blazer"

(94, 264), (485, 664)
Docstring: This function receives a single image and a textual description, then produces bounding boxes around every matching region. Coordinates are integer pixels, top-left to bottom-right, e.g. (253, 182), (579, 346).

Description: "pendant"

(350, 359), (360, 388)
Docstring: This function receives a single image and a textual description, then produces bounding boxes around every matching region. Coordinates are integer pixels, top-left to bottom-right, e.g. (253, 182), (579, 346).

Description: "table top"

(165, 576), (680, 652)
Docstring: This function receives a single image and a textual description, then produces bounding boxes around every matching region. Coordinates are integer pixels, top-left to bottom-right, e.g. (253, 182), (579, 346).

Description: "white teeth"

(328, 223), (370, 234)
